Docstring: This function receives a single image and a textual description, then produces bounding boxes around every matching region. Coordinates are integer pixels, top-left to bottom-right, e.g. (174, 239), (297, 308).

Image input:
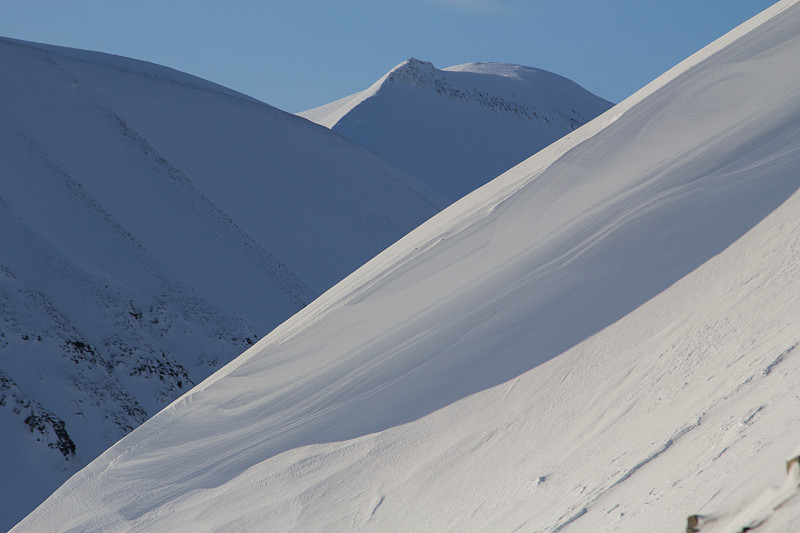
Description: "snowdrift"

(14, 0), (800, 531)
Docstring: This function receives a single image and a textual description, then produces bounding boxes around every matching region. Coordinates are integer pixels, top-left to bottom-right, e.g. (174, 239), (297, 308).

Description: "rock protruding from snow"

(384, 57), (440, 86)
(687, 454), (800, 532)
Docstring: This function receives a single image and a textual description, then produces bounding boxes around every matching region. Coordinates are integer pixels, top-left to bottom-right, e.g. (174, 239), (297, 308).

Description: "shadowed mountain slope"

(0, 37), (442, 530)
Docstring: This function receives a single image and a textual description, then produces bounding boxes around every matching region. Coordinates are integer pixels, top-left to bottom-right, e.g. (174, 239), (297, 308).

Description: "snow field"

(13, 0), (800, 531)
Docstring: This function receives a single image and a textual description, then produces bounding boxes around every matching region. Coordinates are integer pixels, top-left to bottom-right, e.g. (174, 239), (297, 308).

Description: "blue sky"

(1, 0), (777, 112)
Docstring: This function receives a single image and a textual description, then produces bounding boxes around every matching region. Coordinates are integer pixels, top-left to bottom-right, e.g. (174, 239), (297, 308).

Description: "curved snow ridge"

(0, 36), (265, 108)
(157, 0), (800, 422)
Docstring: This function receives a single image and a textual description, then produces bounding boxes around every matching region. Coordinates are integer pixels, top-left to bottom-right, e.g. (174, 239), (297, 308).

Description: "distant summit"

(300, 58), (612, 202)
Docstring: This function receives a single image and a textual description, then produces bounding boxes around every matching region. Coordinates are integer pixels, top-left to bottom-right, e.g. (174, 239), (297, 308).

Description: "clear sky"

(1, 0), (777, 113)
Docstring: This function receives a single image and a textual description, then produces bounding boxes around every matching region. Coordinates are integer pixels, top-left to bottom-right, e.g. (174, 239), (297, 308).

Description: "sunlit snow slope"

(15, 0), (800, 531)
(0, 37), (441, 530)
(299, 58), (612, 202)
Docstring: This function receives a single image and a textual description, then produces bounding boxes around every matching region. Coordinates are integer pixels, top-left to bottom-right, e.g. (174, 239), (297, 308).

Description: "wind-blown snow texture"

(0, 38), (441, 530)
(300, 58), (612, 202)
(15, 0), (800, 531)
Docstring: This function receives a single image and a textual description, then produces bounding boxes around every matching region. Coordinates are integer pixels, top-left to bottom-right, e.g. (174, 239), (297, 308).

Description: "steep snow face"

(0, 37), (441, 530)
(14, 0), (800, 531)
(299, 58), (612, 202)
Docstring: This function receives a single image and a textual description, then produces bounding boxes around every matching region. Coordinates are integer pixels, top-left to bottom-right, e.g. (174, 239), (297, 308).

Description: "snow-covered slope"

(0, 37), (442, 530)
(14, 0), (800, 531)
(299, 59), (612, 202)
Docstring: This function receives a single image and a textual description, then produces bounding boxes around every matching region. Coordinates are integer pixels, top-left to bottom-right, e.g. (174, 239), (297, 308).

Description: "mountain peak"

(405, 56), (430, 66)
(300, 57), (612, 201)
(384, 57), (443, 88)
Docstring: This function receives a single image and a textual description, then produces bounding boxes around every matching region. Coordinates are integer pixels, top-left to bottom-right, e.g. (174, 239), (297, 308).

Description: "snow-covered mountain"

(299, 58), (612, 202)
(0, 37), (442, 530)
(14, 0), (800, 531)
